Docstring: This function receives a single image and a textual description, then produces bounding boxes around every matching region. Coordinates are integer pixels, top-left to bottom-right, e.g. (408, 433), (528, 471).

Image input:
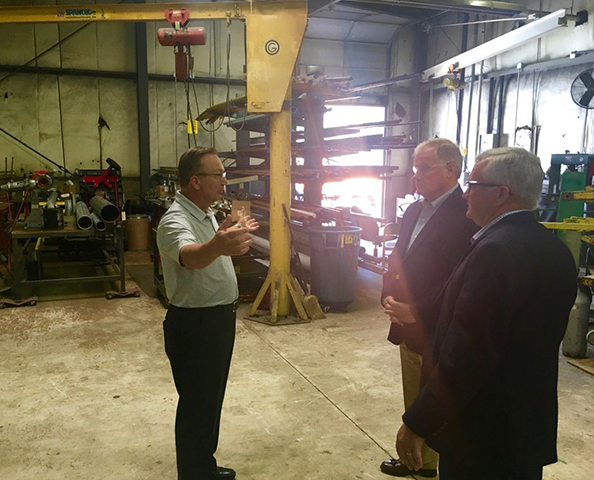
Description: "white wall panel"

(58, 76), (100, 169)
(97, 78), (138, 175)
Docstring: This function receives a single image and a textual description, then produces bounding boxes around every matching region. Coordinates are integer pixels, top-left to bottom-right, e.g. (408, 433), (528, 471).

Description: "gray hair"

(416, 138), (463, 178)
(476, 147), (544, 209)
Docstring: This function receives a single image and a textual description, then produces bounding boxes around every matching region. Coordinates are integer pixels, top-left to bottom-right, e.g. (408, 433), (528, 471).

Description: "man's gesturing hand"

(214, 215), (252, 256)
(236, 207), (259, 232)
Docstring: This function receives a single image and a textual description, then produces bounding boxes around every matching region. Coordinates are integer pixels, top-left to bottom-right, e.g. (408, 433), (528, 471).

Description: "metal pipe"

(252, 234), (311, 270)
(463, 20), (479, 175)
(463, 64), (475, 174)
(474, 60), (484, 156)
(513, 67), (522, 145)
(89, 195), (119, 223)
(75, 201), (93, 230)
(496, 76), (506, 134)
(433, 17), (529, 29)
(0, 126), (73, 175)
(486, 77), (496, 134)
(456, 13), (469, 146)
(0, 65), (247, 86)
(0, 178), (35, 191)
(91, 212), (106, 232)
(45, 190), (59, 209)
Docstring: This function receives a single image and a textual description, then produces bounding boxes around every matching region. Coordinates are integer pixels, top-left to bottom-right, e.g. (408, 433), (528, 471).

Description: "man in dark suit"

(380, 138), (478, 478)
(394, 147), (577, 480)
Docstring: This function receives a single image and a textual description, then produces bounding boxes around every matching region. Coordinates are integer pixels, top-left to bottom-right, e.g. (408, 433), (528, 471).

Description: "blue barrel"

(308, 226), (362, 310)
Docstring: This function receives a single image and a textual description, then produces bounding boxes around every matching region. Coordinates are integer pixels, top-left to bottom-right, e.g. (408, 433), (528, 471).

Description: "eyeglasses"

(195, 171), (227, 181)
(412, 163), (449, 176)
(466, 180), (512, 195)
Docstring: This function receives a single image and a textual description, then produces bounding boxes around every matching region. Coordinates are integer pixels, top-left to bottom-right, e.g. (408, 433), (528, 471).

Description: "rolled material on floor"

(252, 234), (311, 270)
(75, 201), (93, 230)
(91, 212), (107, 232)
(90, 195), (119, 223)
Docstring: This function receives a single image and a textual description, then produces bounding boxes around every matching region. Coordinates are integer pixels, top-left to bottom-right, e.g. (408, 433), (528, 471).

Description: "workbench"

(10, 216), (134, 300)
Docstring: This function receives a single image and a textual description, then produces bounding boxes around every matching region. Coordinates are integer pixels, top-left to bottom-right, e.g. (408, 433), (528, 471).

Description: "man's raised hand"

(215, 215), (252, 256)
(236, 207), (259, 232)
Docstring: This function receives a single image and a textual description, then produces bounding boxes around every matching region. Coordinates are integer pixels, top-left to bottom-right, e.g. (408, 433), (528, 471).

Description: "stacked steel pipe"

(89, 195), (119, 223)
(90, 212), (106, 232)
(75, 201), (93, 230)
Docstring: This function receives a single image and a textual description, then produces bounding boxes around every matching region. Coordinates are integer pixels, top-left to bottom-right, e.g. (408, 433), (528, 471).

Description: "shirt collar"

(471, 209), (529, 244)
(421, 184), (458, 210)
(174, 191), (213, 223)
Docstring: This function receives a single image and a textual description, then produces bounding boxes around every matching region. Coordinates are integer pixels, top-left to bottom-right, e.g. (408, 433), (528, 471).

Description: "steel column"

(135, 12), (151, 193)
(269, 89), (292, 315)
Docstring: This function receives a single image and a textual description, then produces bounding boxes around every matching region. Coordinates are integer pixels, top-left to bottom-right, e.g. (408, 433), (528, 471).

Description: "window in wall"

(321, 105), (386, 218)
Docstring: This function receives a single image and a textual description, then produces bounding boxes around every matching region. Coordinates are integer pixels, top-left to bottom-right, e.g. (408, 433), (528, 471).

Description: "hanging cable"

(190, 21), (234, 134)
(173, 76), (179, 161)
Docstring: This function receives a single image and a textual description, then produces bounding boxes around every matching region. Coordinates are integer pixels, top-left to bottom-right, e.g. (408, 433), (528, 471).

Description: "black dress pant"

(164, 303), (236, 480)
(439, 456), (543, 480)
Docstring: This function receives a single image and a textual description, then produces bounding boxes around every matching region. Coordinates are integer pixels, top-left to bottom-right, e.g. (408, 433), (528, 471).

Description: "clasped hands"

(382, 295), (416, 325)
(215, 208), (259, 256)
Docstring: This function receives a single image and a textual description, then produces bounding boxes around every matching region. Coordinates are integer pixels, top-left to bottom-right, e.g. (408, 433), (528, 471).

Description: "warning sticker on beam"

(56, 8), (108, 20)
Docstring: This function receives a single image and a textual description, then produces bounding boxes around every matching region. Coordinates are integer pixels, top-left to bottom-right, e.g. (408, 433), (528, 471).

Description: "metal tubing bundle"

(90, 195), (119, 223)
(75, 201), (93, 230)
(91, 212), (106, 232)
(0, 178), (36, 191)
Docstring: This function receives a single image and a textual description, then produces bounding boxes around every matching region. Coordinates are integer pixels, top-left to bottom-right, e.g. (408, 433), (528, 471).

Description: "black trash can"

(308, 225), (362, 310)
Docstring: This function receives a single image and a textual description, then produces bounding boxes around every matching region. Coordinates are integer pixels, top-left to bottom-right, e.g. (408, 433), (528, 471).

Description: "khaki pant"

(400, 342), (439, 470)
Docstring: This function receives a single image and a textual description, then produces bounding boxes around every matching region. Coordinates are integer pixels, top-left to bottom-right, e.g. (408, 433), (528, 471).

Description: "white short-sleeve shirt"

(156, 192), (238, 308)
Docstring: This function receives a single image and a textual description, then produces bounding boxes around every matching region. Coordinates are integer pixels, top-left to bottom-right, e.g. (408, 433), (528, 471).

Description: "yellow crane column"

(268, 86), (292, 317)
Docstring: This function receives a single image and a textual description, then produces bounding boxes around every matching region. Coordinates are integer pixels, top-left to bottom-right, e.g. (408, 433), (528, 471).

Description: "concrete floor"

(1, 268), (593, 480)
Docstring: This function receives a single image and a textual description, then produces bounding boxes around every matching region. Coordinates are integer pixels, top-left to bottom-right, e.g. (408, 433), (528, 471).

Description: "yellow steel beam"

(0, 1), (307, 113)
(0, 3), (238, 23)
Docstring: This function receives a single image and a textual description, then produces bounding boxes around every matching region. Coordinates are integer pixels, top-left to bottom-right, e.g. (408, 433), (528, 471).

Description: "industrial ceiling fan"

(571, 68), (594, 109)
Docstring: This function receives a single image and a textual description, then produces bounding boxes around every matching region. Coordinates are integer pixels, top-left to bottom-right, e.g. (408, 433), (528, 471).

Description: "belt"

(170, 300), (239, 312)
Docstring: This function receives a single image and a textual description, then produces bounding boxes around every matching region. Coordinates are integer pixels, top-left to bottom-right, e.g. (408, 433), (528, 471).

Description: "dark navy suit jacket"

(403, 212), (577, 470)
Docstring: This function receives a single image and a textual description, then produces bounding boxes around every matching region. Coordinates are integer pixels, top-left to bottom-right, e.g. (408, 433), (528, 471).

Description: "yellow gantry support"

(0, 1), (307, 114)
(542, 217), (594, 265)
(541, 217), (594, 231)
(249, 85), (309, 324)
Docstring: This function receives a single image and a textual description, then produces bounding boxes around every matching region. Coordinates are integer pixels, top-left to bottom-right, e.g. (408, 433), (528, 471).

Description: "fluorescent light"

(422, 9), (568, 81)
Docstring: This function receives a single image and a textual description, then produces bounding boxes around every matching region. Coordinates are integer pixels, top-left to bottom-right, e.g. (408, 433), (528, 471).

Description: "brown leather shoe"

(380, 458), (437, 478)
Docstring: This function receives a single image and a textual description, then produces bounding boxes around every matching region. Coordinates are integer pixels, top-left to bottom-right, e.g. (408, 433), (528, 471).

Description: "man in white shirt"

(157, 147), (257, 480)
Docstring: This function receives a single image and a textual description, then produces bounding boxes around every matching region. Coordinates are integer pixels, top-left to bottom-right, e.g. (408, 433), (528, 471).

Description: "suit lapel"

(395, 201), (422, 257)
(405, 186), (464, 260)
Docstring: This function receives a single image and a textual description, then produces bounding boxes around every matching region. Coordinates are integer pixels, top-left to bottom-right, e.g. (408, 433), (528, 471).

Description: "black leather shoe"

(211, 466), (236, 480)
(380, 458), (437, 478)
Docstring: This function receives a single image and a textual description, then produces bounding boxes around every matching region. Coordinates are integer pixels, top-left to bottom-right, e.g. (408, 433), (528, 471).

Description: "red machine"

(157, 8), (207, 81)
(79, 158), (123, 208)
